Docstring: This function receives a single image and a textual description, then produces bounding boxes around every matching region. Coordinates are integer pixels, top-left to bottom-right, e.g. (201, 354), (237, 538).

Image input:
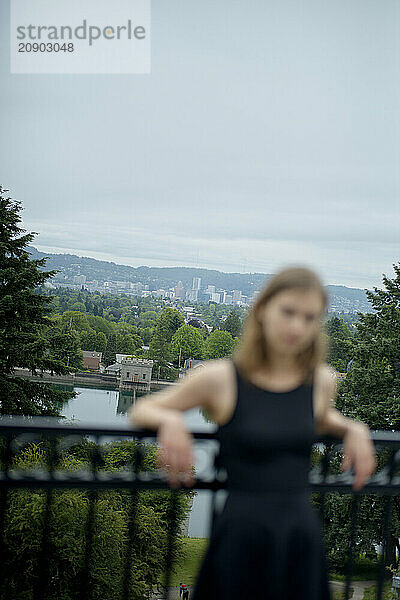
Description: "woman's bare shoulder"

(312, 364), (338, 431)
(314, 363), (337, 391)
(202, 359), (237, 423)
(193, 358), (235, 391)
(313, 363), (338, 414)
(188, 359), (236, 420)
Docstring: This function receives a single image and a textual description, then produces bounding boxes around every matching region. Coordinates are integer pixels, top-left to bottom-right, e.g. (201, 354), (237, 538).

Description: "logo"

(11, 0), (151, 74)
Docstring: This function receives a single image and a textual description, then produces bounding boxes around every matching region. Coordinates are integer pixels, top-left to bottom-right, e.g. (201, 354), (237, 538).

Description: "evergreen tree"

(0, 187), (75, 415)
(324, 316), (353, 372)
(321, 263), (400, 570)
(104, 332), (118, 366)
(336, 265), (400, 429)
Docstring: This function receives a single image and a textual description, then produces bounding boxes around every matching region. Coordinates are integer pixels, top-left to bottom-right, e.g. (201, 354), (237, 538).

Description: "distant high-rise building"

(206, 285), (216, 294)
(211, 292), (221, 303)
(187, 289), (199, 302)
(232, 290), (242, 302)
(175, 281), (185, 300)
(192, 277), (201, 290)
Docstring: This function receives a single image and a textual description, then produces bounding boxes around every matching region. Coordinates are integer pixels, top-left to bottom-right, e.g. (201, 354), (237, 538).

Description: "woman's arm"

(317, 366), (377, 491)
(128, 362), (220, 488)
(128, 362), (217, 429)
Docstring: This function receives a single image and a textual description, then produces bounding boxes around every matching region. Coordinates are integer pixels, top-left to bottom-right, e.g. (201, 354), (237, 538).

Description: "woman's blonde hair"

(233, 266), (328, 385)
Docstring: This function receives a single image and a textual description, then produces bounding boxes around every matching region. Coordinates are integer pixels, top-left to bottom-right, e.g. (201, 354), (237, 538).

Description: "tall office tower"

(192, 277), (201, 290)
(175, 281), (185, 300)
(232, 290), (242, 302)
(187, 289), (199, 301)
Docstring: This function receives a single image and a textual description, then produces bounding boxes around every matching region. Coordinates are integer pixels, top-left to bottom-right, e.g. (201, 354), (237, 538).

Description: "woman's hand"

(341, 422), (377, 491)
(156, 412), (195, 489)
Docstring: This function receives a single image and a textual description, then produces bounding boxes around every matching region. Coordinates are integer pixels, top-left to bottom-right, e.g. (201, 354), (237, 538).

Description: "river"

(60, 385), (216, 537)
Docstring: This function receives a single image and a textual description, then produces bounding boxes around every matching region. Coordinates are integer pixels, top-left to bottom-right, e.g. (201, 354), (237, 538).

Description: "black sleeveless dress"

(192, 362), (331, 600)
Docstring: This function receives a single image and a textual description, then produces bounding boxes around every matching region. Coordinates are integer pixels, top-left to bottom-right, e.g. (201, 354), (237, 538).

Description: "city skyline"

(33, 241), (395, 292)
(37, 246), (374, 316)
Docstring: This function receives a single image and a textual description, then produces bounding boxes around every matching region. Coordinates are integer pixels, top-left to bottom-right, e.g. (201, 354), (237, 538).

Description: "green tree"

(59, 310), (91, 334)
(80, 328), (98, 351)
(0, 187), (75, 415)
(96, 331), (107, 354)
(221, 309), (242, 338)
(86, 314), (115, 336)
(104, 332), (118, 366)
(321, 263), (400, 571)
(116, 333), (143, 355)
(170, 325), (204, 364)
(204, 330), (235, 359)
(336, 265), (400, 429)
(70, 301), (86, 312)
(149, 308), (185, 363)
(46, 327), (84, 371)
(1, 440), (193, 599)
(138, 310), (158, 329)
(324, 316), (353, 372)
(139, 326), (153, 345)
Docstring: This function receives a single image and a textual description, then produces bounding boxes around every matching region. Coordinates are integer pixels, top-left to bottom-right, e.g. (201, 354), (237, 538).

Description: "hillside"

(28, 246), (372, 313)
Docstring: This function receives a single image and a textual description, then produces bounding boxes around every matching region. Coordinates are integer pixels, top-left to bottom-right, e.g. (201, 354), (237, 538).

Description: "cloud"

(2, 0), (399, 290)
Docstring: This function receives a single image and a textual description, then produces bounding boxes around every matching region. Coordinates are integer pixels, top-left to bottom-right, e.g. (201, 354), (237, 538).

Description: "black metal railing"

(0, 417), (399, 600)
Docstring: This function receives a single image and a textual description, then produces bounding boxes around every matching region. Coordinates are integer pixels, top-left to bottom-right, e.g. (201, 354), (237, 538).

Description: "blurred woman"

(129, 266), (376, 600)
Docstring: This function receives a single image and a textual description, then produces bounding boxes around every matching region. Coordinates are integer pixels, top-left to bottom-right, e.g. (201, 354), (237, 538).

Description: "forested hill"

(27, 246), (269, 294)
(27, 246), (372, 312)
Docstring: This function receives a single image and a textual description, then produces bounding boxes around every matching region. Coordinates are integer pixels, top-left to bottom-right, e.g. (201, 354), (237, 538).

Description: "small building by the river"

(119, 357), (153, 391)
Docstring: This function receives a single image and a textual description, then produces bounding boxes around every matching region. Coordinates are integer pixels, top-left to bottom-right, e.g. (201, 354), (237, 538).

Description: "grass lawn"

(163, 538), (391, 600)
(162, 537), (209, 587)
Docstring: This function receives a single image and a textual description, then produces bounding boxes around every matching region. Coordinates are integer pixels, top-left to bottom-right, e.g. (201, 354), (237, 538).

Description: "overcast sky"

(1, 0), (399, 290)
